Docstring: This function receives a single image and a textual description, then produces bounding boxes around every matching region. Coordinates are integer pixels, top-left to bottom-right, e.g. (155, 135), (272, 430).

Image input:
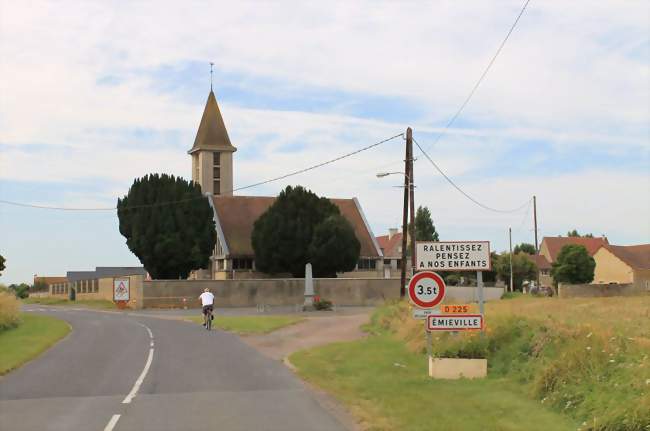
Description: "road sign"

(427, 314), (483, 331)
(441, 304), (473, 314)
(113, 277), (130, 301)
(407, 271), (446, 308)
(416, 241), (491, 272)
(412, 308), (437, 320)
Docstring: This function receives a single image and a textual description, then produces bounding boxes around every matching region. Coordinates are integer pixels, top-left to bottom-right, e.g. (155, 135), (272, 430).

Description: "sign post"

(407, 271), (446, 371)
(113, 277), (130, 309)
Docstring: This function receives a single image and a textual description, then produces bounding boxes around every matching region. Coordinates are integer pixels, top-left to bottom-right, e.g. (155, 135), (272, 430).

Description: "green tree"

(412, 206), (439, 241)
(567, 229), (594, 238)
(551, 244), (595, 284)
(9, 283), (30, 299)
(0, 254), (4, 276)
(308, 215), (360, 277)
(513, 243), (536, 254)
(252, 185), (360, 277)
(117, 173), (216, 279)
(495, 253), (537, 291)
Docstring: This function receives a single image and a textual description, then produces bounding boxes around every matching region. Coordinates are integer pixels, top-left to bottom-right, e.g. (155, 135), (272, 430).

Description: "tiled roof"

(604, 244), (650, 270)
(210, 195), (381, 258)
(523, 254), (551, 270)
(376, 232), (403, 258)
(542, 236), (609, 262)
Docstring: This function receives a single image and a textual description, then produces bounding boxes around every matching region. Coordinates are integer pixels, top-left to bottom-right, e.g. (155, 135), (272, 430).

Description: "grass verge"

(187, 314), (304, 334)
(0, 313), (70, 375)
(291, 296), (650, 431)
(291, 334), (578, 431)
(23, 297), (117, 310)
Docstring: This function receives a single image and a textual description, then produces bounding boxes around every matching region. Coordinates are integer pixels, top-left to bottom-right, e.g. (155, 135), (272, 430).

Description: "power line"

(413, 136), (531, 213)
(419, 0), (531, 153)
(0, 133), (404, 212)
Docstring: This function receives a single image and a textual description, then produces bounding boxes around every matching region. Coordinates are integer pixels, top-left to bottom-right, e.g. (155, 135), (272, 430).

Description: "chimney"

(388, 228), (398, 240)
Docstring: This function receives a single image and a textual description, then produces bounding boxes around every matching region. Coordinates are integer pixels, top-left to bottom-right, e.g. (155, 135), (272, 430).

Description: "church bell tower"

(188, 90), (236, 196)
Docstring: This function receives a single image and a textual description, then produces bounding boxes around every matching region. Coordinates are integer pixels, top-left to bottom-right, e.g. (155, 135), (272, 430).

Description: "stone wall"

(142, 278), (504, 309)
(558, 282), (650, 298)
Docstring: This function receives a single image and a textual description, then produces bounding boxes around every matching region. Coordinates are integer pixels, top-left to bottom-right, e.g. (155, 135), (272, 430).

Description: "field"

(186, 314), (304, 334)
(291, 296), (650, 431)
(0, 313), (71, 375)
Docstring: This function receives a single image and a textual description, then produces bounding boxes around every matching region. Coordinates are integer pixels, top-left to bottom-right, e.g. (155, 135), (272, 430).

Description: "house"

(539, 236), (609, 263)
(524, 236), (609, 287)
(189, 89), (383, 279)
(375, 228), (412, 278)
(593, 244), (650, 288)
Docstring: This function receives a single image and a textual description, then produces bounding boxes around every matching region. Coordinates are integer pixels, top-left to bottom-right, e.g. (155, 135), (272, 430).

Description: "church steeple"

(189, 90), (236, 196)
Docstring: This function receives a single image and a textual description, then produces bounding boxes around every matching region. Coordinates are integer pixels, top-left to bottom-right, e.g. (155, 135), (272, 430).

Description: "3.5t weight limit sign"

(408, 271), (446, 308)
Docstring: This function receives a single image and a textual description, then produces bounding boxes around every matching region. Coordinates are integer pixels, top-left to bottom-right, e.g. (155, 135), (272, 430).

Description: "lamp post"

(377, 170), (415, 298)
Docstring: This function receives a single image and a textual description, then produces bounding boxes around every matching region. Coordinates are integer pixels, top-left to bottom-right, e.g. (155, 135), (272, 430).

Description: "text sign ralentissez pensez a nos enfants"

(416, 241), (491, 272)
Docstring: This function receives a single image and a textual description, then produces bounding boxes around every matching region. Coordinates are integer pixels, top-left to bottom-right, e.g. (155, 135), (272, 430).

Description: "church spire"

(188, 89), (236, 155)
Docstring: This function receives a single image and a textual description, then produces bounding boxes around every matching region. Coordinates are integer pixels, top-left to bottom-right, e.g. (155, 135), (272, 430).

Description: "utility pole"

(407, 127), (416, 275)
(533, 195), (540, 288)
(399, 130), (410, 298)
(509, 227), (514, 293)
(533, 195), (539, 254)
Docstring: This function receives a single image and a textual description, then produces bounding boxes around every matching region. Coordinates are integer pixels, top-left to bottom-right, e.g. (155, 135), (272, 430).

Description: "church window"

(213, 167), (220, 179)
(213, 180), (220, 195)
(214, 152), (220, 166)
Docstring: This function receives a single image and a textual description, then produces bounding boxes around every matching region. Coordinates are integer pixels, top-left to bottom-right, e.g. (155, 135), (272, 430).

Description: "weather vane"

(209, 62), (214, 91)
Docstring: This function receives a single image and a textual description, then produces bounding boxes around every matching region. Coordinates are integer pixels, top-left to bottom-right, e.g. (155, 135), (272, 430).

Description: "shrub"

(0, 291), (20, 331)
(9, 283), (29, 299)
(313, 296), (333, 311)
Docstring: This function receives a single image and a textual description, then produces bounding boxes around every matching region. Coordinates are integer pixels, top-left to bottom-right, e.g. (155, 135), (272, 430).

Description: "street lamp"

(377, 171), (415, 298)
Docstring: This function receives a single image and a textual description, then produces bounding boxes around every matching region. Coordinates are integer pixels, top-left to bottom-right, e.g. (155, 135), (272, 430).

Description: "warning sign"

(416, 241), (491, 272)
(113, 277), (130, 301)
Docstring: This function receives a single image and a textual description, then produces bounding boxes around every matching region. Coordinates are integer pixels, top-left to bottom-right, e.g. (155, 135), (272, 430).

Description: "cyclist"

(198, 288), (215, 327)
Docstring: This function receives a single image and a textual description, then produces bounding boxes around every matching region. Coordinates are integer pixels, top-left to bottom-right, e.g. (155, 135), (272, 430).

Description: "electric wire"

(419, 0), (531, 153)
(413, 136), (532, 214)
(0, 133), (404, 211)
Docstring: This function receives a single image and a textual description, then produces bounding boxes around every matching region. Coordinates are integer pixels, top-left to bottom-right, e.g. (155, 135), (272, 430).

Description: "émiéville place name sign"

(416, 241), (491, 272)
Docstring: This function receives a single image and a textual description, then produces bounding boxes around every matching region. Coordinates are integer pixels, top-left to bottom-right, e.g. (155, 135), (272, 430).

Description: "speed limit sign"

(407, 271), (446, 308)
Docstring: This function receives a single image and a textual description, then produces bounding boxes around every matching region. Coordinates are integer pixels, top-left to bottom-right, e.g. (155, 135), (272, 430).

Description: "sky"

(1, 1), (648, 284)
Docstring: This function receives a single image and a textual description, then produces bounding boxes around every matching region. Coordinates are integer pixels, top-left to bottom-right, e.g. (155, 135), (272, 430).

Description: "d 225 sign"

(427, 314), (483, 331)
(113, 277), (130, 301)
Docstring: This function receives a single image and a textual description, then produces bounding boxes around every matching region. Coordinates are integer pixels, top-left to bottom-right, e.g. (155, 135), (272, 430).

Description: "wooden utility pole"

(533, 195), (539, 254)
(407, 127), (416, 275)
(533, 195), (540, 288)
(509, 227), (514, 293)
(399, 130), (410, 298)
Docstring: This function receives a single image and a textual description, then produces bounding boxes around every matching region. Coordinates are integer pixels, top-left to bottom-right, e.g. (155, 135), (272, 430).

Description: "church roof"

(188, 91), (236, 154)
(209, 195), (382, 258)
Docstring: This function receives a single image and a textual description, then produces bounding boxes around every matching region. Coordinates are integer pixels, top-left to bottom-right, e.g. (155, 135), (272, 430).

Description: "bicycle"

(204, 306), (213, 331)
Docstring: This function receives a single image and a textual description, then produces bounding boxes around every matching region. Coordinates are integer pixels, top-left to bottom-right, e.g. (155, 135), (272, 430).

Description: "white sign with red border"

(427, 314), (484, 331)
(407, 271), (446, 309)
(416, 241), (491, 272)
(113, 277), (130, 301)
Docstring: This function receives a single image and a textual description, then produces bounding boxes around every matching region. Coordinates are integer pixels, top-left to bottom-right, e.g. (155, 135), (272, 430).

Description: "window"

(357, 258), (377, 270)
(213, 167), (220, 179)
(214, 152), (220, 166)
(213, 180), (220, 195)
(384, 259), (391, 265)
(233, 258), (254, 270)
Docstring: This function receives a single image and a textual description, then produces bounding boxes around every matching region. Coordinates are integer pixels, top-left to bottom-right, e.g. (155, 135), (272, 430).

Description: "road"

(0, 306), (347, 431)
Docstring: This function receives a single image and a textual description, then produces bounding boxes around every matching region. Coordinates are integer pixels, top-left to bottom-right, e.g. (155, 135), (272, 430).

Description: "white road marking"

(103, 414), (121, 431)
(122, 323), (155, 404)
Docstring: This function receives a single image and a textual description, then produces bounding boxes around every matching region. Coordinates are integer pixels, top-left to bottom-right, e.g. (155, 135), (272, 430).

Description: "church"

(189, 90), (384, 279)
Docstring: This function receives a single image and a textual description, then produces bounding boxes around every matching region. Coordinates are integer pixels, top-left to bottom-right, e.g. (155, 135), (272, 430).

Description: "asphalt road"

(0, 306), (347, 431)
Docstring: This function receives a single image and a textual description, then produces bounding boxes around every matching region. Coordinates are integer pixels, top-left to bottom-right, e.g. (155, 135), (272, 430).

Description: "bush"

(313, 296), (333, 311)
(9, 283), (29, 299)
(0, 291), (20, 331)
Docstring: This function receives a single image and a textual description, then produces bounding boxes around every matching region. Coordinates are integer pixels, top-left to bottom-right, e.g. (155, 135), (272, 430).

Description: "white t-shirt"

(199, 292), (214, 306)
